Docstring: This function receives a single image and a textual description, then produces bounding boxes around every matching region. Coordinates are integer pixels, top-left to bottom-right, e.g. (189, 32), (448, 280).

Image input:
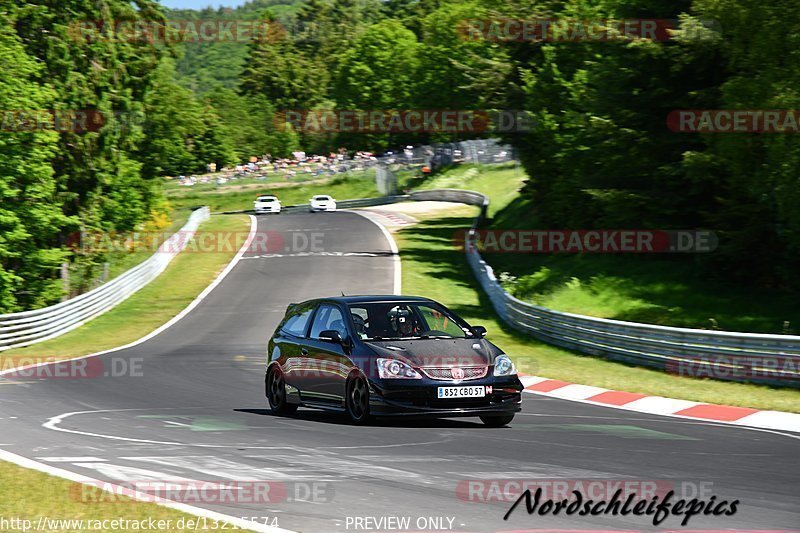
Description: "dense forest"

(0, 0), (798, 313)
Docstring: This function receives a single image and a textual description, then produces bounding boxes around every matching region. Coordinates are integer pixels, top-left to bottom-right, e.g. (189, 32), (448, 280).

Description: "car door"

(274, 303), (315, 396)
(304, 303), (352, 404)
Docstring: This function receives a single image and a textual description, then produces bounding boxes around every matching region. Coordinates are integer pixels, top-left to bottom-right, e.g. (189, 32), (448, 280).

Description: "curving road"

(0, 212), (797, 533)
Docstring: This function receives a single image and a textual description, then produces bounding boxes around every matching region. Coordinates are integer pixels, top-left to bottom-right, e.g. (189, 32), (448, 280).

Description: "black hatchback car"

(265, 295), (523, 425)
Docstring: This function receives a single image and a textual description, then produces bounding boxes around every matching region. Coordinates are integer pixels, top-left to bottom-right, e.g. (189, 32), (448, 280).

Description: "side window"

(280, 305), (314, 337)
(310, 305), (347, 339)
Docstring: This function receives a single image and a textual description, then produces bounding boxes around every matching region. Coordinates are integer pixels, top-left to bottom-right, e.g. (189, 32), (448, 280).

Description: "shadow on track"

(234, 408), (505, 429)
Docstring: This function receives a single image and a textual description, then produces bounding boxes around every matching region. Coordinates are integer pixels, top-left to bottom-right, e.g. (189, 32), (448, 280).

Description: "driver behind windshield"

(388, 306), (418, 337)
(349, 302), (471, 340)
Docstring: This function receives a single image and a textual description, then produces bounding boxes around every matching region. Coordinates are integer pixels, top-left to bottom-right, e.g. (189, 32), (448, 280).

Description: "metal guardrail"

(405, 189), (800, 387)
(0, 207), (211, 352)
(282, 196), (409, 213)
(7, 185), (798, 386)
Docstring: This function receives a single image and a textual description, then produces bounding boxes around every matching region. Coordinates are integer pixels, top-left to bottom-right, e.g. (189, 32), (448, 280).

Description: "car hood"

(363, 337), (502, 368)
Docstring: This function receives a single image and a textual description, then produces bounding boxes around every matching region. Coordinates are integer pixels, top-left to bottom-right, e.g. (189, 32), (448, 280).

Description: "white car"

(254, 195), (282, 214)
(309, 195), (337, 212)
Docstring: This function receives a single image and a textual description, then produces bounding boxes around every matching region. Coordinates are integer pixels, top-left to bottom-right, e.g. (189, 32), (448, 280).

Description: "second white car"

(309, 195), (337, 212)
(254, 195), (282, 214)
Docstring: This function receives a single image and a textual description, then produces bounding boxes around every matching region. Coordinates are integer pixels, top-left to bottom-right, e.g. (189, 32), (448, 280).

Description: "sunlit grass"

(396, 209), (800, 413)
(0, 461), (202, 532)
(416, 164), (799, 334)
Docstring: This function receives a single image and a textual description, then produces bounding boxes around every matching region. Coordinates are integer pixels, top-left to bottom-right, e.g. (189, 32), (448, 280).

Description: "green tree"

(0, 16), (74, 311)
(139, 59), (206, 177)
(240, 15), (324, 111)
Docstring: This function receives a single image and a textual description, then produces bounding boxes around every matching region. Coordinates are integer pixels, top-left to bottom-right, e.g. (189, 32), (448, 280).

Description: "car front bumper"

(366, 375), (523, 417)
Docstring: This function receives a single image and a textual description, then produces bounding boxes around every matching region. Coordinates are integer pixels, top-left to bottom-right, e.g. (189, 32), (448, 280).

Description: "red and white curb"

(519, 375), (800, 433)
(353, 209), (416, 227)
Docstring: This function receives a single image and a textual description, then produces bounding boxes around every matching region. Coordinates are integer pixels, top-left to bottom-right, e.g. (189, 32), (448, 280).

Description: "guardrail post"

(60, 262), (70, 302)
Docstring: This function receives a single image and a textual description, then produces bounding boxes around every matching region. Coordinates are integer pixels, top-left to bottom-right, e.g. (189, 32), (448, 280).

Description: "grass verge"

(0, 214), (251, 530)
(416, 164), (799, 334)
(395, 209), (800, 413)
(0, 214), (249, 367)
(0, 460), (207, 532)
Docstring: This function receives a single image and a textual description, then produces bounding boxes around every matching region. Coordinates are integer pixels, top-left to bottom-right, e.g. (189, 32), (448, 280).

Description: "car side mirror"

(472, 325), (487, 337)
(319, 330), (343, 344)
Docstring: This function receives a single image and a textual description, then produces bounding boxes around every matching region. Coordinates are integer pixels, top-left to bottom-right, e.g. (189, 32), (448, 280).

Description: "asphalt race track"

(1, 212), (797, 533)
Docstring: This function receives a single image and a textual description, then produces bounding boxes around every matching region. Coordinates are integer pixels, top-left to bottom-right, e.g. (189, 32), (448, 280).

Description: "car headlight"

(493, 354), (517, 376)
(377, 358), (421, 379)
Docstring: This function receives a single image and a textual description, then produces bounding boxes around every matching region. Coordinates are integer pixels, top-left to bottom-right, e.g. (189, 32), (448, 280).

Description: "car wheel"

(266, 366), (298, 415)
(479, 414), (514, 427)
(346, 373), (372, 425)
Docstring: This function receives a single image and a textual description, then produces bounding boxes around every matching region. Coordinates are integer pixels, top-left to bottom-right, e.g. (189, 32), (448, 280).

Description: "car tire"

(479, 414), (514, 427)
(345, 373), (372, 425)
(266, 366), (298, 416)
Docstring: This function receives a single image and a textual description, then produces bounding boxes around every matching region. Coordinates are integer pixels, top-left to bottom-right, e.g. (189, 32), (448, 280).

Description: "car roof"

(294, 295), (436, 306)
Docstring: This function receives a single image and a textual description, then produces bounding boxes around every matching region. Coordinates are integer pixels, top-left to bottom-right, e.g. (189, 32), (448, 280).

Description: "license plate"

(437, 386), (487, 399)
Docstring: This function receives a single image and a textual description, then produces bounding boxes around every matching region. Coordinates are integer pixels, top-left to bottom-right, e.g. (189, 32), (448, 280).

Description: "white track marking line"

(37, 456), (107, 462)
(348, 210), (401, 295)
(43, 408), (454, 449)
(0, 214), (258, 379)
(0, 448), (295, 533)
(123, 456), (295, 481)
(72, 462), (198, 482)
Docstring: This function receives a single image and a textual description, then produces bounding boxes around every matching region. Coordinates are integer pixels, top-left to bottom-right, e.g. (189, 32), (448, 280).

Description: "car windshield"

(258, 196), (277, 201)
(313, 195), (331, 201)
(347, 302), (474, 340)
